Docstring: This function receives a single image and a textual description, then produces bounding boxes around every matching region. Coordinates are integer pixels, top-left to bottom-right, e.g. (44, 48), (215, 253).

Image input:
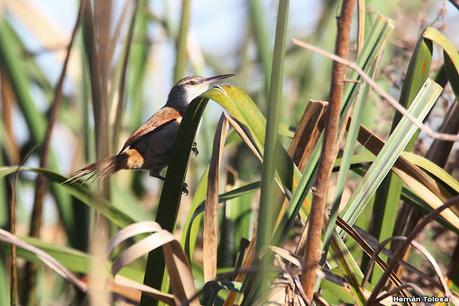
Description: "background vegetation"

(1, 0), (459, 305)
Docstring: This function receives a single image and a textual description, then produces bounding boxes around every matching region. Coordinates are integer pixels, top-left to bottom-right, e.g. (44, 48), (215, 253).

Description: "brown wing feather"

(119, 107), (182, 153)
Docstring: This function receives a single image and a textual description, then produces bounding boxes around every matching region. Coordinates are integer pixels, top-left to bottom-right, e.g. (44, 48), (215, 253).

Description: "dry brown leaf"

(204, 114), (229, 282)
(108, 221), (197, 305)
(164, 242), (199, 306)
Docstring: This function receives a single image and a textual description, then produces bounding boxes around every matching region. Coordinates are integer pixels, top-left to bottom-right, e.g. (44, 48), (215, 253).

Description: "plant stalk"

(299, 0), (355, 301)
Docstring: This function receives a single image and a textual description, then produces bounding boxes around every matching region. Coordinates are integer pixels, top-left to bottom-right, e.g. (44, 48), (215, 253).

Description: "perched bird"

(67, 74), (234, 191)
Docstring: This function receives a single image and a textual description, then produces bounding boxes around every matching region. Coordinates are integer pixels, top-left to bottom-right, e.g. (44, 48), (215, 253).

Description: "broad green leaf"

(206, 85), (266, 151)
(180, 84), (268, 262)
(0, 167), (137, 227)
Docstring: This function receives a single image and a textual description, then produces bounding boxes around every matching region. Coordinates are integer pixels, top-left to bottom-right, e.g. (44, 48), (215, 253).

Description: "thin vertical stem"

(9, 172), (18, 306)
(255, 0), (289, 301)
(0, 72), (19, 164)
(300, 0), (355, 302)
(112, 1), (139, 152)
(256, 0), (289, 253)
(249, 0), (272, 97)
(83, 2), (112, 305)
(22, 1), (85, 303)
(174, 0), (191, 81)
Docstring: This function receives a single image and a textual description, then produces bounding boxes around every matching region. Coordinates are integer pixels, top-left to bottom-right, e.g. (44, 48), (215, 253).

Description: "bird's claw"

(182, 182), (189, 195)
(191, 142), (199, 157)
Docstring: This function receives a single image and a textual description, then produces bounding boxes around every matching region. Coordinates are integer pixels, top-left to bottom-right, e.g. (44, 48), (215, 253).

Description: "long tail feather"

(64, 153), (128, 184)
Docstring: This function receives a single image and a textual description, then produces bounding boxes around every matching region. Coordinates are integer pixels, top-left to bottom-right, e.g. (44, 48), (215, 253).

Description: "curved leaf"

(423, 27), (459, 98)
(401, 152), (459, 193)
(340, 78), (443, 228)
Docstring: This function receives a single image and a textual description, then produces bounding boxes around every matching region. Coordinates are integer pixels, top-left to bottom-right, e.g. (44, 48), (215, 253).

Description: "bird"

(66, 74), (234, 193)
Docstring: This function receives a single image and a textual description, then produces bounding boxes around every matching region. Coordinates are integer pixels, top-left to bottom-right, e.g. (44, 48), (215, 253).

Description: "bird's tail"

(65, 153), (128, 184)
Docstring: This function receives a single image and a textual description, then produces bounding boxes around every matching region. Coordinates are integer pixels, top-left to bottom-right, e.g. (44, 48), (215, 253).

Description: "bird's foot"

(182, 182), (189, 195)
(151, 173), (166, 181)
(191, 142), (199, 157)
(152, 171), (188, 194)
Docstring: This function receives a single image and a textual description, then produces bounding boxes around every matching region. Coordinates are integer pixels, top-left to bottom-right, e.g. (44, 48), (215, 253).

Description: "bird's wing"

(119, 107), (182, 153)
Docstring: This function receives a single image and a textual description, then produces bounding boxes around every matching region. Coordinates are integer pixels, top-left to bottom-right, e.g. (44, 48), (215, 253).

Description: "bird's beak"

(204, 74), (235, 83)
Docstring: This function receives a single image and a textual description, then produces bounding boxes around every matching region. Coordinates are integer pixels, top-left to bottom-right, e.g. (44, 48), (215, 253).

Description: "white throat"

(184, 83), (211, 103)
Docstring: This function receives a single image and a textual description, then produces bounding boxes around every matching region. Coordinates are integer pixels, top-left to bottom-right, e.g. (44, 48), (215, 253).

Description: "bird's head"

(166, 74), (234, 110)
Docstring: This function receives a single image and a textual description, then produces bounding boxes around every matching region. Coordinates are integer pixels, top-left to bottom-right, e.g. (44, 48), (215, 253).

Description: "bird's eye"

(188, 80), (197, 85)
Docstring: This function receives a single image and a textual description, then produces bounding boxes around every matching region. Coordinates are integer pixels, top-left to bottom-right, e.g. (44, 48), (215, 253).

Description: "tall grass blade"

(324, 65), (377, 251)
(249, 0), (272, 97)
(355, 125), (451, 201)
(140, 96), (209, 306)
(24, 2), (85, 301)
(247, 0), (289, 304)
(425, 27), (459, 166)
(369, 28), (432, 282)
(340, 15), (394, 117)
(0, 18), (75, 245)
(340, 78), (443, 228)
(82, 3), (114, 302)
(225, 19), (394, 303)
(256, 0), (289, 253)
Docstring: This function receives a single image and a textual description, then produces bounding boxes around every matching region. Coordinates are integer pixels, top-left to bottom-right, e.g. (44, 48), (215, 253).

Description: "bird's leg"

(149, 169), (166, 181)
(157, 175), (188, 195)
(191, 141), (199, 157)
(150, 170), (188, 195)
(156, 174), (166, 181)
